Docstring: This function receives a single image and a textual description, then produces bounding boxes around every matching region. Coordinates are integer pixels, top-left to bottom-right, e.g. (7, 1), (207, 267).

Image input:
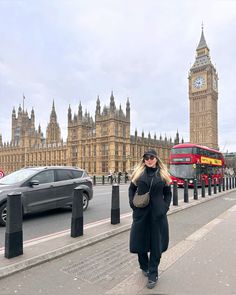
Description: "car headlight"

(189, 180), (193, 184)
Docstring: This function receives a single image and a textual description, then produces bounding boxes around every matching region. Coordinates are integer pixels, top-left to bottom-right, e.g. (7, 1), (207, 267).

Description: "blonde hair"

(131, 157), (171, 185)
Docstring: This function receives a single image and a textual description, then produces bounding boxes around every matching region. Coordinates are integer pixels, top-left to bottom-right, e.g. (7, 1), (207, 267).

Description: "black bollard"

(229, 177), (232, 190)
(213, 178), (217, 194)
(184, 179), (189, 203)
(111, 184), (120, 224)
(71, 188), (83, 237)
(208, 178), (212, 196)
(118, 174), (121, 184)
(93, 175), (96, 186)
(226, 177), (229, 190)
(193, 179), (198, 200)
(201, 178), (205, 198)
(173, 181), (178, 206)
(222, 177), (225, 191)
(5, 192), (23, 259)
(218, 177), (221, 193)
(102, 175), (105, 185)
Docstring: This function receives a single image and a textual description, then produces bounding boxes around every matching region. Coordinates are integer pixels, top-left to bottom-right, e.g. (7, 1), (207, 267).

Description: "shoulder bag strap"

(148, 177), (154, 193)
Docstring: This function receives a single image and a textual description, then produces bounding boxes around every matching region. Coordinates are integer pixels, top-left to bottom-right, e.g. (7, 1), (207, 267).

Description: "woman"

(129, 149), (172, 289)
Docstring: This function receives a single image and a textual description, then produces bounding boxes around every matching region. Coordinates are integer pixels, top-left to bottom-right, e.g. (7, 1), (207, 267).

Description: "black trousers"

(138, 252), (160, 280)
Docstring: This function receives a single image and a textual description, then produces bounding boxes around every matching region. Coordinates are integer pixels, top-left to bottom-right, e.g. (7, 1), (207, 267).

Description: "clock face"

(193, 76), (205, 89)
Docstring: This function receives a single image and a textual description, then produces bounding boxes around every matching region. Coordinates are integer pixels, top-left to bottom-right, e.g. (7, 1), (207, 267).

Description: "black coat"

(129, 167), (172, 258)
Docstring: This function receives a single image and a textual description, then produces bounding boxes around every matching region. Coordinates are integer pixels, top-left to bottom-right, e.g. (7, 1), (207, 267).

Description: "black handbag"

(133, 177), (154, 208)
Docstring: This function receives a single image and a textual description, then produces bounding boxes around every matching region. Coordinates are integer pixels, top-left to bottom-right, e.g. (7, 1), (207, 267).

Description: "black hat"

(143, 149), (157, 158)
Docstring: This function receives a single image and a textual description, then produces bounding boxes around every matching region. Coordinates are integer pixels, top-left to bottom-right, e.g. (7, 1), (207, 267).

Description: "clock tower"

(189, 27), (219, 150)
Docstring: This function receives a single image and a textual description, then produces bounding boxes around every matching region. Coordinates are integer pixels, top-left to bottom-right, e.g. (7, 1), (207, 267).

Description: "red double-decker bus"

(169, 143), (225, 187)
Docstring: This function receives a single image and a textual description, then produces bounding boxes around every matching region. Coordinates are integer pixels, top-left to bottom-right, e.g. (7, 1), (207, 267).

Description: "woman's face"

(143, 155), (158, 168)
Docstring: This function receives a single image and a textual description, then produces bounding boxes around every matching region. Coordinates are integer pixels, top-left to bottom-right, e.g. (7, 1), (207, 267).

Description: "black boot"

(146, 277), (157, 289)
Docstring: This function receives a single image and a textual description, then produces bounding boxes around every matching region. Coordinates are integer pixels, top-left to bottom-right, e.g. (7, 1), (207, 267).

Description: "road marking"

(0, 212), (132, 253)
(94, 190), (127, 196)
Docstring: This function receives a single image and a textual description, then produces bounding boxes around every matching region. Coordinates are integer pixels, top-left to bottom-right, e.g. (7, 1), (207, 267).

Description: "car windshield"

(0, 168), (40, 185)
(169, 164), (195, 179)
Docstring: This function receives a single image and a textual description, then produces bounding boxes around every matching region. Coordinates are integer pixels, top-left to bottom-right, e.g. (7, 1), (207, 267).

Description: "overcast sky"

(0, 0), (236, 153)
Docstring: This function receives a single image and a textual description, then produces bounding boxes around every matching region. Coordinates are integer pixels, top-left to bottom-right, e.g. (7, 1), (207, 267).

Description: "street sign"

(0, 170), (4, 178)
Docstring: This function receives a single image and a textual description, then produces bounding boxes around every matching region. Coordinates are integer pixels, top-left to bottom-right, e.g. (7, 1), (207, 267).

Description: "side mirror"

(29, 180), (39, 187)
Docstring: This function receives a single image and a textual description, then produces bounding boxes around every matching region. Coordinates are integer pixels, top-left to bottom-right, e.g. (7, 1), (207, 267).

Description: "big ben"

(189, 26), (219, 150)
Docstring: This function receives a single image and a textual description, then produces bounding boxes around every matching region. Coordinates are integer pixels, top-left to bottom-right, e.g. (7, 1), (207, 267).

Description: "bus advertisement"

(169, 143), (225, 187)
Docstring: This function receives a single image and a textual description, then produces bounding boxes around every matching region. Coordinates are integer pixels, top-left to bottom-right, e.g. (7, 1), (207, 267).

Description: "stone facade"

(189, 27), (219, 150)
(0, 93), (179, 175)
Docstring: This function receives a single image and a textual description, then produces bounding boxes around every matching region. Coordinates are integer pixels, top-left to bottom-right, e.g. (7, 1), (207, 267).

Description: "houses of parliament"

(0, 94), (179, 175)
(0, 28), (218, 175)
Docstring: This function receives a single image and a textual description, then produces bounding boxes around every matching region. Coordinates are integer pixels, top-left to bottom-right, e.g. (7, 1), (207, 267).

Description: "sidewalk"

(153, 204), (236, 295)
(0, 189), (236, 295)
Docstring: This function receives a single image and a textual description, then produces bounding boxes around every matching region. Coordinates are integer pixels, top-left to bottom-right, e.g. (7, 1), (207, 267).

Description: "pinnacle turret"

(197, 26), (208, 50)
(126, 98), (130, 120)
(110, 91), (116, 112)
(68, 105), (72, 123)
(96, 95), (101, 116)
(50, 100), (57, 122)
(78, 102), (82, 119)
(191, 25), (212, 70)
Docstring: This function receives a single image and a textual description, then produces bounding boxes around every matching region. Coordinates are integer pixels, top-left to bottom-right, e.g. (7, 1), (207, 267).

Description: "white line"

(0, 212), (132, 253)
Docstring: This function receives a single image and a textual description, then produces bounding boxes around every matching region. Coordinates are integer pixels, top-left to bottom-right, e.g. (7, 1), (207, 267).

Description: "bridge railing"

(92, 174), (129, 185)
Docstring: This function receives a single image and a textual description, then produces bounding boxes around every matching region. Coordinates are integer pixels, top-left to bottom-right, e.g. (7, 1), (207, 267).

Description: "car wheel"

(0, 203), (7, 226)
(83, 193), (89, 211)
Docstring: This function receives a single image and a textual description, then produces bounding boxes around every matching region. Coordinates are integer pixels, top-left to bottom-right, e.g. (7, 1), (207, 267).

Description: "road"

(0, 184), (203, 248)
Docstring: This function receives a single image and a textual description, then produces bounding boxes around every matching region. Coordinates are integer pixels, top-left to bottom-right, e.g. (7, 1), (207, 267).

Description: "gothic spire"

(68, 104), (72, 122)
(50, 100), (57, 123)
(197, 25), (208, 50)
(110, 91), (115, 112)
(96, 95), (101, 116)
(12, 107), (16, 118)
(175, 129), (180, 144)
(78, 102), (82, 119)
(126, 97), (130, 120)
(191, 25), (211, 70)
(31, 108), (35, 126)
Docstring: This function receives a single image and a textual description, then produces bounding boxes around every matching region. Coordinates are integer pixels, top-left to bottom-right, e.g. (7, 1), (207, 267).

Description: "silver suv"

(0, 166), (93, 226)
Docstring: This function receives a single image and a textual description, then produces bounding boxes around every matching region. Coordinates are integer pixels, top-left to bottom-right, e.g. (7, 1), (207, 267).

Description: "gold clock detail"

(192, 76), (206, 89)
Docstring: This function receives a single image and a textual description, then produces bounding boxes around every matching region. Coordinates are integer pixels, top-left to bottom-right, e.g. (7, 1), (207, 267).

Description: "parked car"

(0, 166), (93, 226)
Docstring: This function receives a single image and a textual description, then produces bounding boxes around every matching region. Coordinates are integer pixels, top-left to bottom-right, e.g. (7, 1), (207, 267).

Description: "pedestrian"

(113, 171), (117, 183)
(128, 149), (172, 289)
(108, 170), (113, 183)
(124, 171), (129, 181)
